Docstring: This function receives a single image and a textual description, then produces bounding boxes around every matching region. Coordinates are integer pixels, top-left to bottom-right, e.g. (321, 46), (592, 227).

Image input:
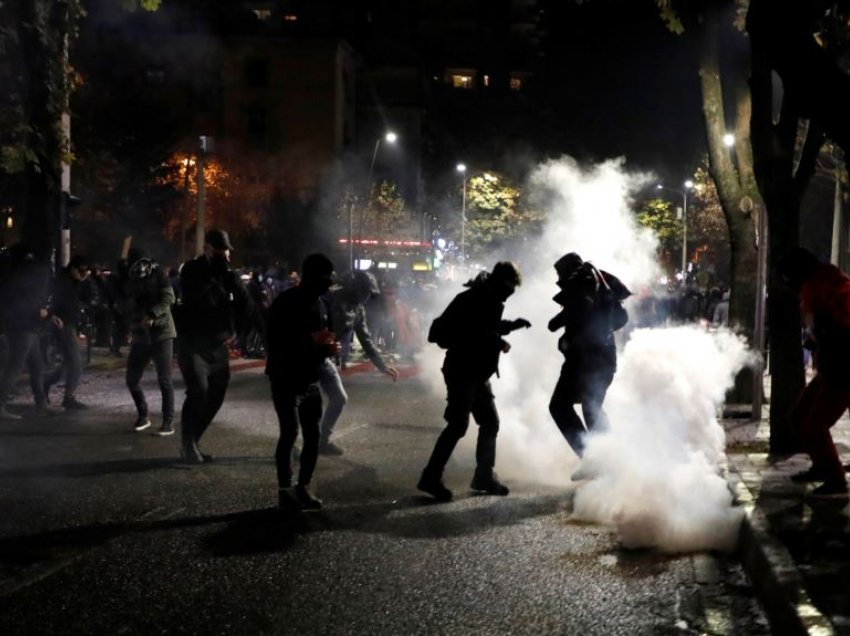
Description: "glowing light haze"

(419, 156), (749, 553)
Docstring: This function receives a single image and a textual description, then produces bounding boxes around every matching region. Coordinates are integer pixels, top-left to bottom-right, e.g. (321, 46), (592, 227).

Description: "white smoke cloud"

(419, 156), (750, 553)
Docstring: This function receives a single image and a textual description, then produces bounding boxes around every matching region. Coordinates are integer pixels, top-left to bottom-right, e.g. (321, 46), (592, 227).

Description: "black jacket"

(0, 261), (51, 334)
(49, 269), (85, 328)
(265, 285), (332, 390)
(116, 260), (177, 343)
(428, 279), (513, 381)
(177, 255), (252, 347)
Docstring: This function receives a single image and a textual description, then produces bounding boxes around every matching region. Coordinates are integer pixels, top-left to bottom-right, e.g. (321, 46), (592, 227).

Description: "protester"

(176, 229), (253, 463)
(779, 247), (850, 498)
(115, 236), (177, 435)
(548, 252), (631, 458)
(44, 254), (92, 410)
(0, 244), (62, 419)
(319, 270), (398, 455)
(417, 262), (531, 501)
(266, 253), (338, 511)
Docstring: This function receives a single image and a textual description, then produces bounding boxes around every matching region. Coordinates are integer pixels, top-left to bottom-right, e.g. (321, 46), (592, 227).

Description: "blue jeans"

(318, 358), (348, 443)
(126, 338), (174, 423)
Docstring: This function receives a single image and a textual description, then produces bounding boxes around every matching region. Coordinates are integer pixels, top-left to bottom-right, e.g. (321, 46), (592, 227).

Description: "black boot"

(417, 469), (452, 502)
(470, 469), (509, 496)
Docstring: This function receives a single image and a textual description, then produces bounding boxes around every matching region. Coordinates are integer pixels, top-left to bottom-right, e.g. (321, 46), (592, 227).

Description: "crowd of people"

(0, 231), (847, 511)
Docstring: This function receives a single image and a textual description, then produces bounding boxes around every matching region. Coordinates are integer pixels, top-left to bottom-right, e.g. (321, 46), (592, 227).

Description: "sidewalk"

(724, 408), (850, 635)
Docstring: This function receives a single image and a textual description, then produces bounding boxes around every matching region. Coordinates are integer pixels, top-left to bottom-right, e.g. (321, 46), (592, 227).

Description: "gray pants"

(0, 332), (48, 408)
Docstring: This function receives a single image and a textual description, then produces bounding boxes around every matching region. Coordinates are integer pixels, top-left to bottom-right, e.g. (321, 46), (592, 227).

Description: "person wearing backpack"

(548, 252), (631, 457)
(417, 262), (531, 502)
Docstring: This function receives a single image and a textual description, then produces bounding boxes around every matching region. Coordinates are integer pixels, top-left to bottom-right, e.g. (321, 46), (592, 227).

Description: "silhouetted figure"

(266, 253), (338, 511)
(548, 252), (630, 457)
(418, 262), (531, 501)
(0, 245), (62, 419)
(318, 271), (398, 455)
(115, 238), (177, 436)
(176, 229), (253, 463)
(779, 247), (850, 498)
(44, 254), (92, 410)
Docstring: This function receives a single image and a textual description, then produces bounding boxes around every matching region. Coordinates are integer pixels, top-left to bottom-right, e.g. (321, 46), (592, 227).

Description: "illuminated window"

(451, 74), (474, 89)
(483, 75), (490, 87)
(252, 9), (271, 21)
(283, 14), (298, 22)
(509, 77), (522, 91)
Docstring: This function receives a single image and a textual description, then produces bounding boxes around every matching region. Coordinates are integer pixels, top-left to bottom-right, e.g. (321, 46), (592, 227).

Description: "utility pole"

(194, 135), (210, 257)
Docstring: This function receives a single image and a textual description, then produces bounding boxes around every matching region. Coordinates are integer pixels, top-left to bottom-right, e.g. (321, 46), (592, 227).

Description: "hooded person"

(778, 247), (850, 498)
(177, 228), (254, 463)
(417, 261), (531, 502)
(265, 253), (338, 511)
(316, 270), (398, 455)
(115, 238), (177, 435)
(548, 252), (631, 458)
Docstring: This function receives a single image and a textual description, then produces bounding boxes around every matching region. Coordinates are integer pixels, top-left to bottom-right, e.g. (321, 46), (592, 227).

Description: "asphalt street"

(0, 362), (769, 635)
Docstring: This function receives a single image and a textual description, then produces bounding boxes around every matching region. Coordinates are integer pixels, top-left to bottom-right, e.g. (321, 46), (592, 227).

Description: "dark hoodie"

(428, 273), (515, 380)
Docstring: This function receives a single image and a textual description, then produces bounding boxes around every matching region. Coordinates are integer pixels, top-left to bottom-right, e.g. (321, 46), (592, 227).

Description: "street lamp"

(353, 131), (398, 269)
(456, 163), (467, 264)
(723, 133), (735, 148)
(657, 180), (694, 283)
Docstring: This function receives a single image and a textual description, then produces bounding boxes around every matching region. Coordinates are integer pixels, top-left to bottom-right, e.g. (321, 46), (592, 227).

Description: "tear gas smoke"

(417, 156), (751, 552)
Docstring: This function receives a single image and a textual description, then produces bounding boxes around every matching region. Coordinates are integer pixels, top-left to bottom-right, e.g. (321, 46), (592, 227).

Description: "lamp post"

(354, 131), (397, 269)
(456, 163), (467, 264)
(657, 180), (694, 283)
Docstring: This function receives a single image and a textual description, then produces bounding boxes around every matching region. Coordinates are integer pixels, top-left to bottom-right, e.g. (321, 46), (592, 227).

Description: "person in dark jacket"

(0, 245), (63, 419)
(548, 252), (631, 458)
(266, 253), (338, 511)
(317, 270), (398, 455)
(44, 254), (92, 410)
(177, 229), (253, 463)
(115, 238), (177, 435)
(779, 247), (850, 498)
(417, 262), (531, 502)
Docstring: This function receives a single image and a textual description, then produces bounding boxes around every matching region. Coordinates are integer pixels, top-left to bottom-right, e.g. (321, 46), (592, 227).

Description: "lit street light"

(353, 131), (398, 269)
(657, 179), (694, 283)
(723, 133), (735, 148)
(456, 163), (467, 264)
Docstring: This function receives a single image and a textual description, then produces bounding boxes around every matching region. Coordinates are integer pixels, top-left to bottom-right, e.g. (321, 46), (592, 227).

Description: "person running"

(547, 252), (630, 458)
(417, 262), (531, 502)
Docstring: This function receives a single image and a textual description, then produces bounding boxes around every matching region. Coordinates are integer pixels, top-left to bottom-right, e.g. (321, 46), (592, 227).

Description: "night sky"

(542, 0), (705, 183)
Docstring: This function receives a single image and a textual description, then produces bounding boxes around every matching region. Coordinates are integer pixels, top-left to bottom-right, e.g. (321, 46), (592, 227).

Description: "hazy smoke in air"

(419, 156), (751, 552)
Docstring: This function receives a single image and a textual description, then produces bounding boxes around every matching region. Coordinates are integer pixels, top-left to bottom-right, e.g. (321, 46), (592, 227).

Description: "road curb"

(727, 465), (835, 636)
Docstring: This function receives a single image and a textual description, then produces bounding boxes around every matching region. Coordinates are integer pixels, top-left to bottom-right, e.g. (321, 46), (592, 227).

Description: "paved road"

(0, 363), (768, 634)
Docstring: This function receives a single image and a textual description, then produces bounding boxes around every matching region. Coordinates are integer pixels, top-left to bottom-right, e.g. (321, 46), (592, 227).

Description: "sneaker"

(62, 397), (88, 410)
(470, 471), (510, 496)
(0, 407), (21, 421)
(790, 467), (827, 483)
(295, 484), (323, 511)
(417, 472), (453, 502)
(133, 417), (152, 432)
(278, 488), (298, 514)
(809, 482), (849, 499)
(318, 440), (344, 456)
(154, 421), (174, 436)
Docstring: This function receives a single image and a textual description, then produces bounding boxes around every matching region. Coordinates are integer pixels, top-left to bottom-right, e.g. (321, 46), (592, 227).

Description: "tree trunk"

(697, 7), (759, 404)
